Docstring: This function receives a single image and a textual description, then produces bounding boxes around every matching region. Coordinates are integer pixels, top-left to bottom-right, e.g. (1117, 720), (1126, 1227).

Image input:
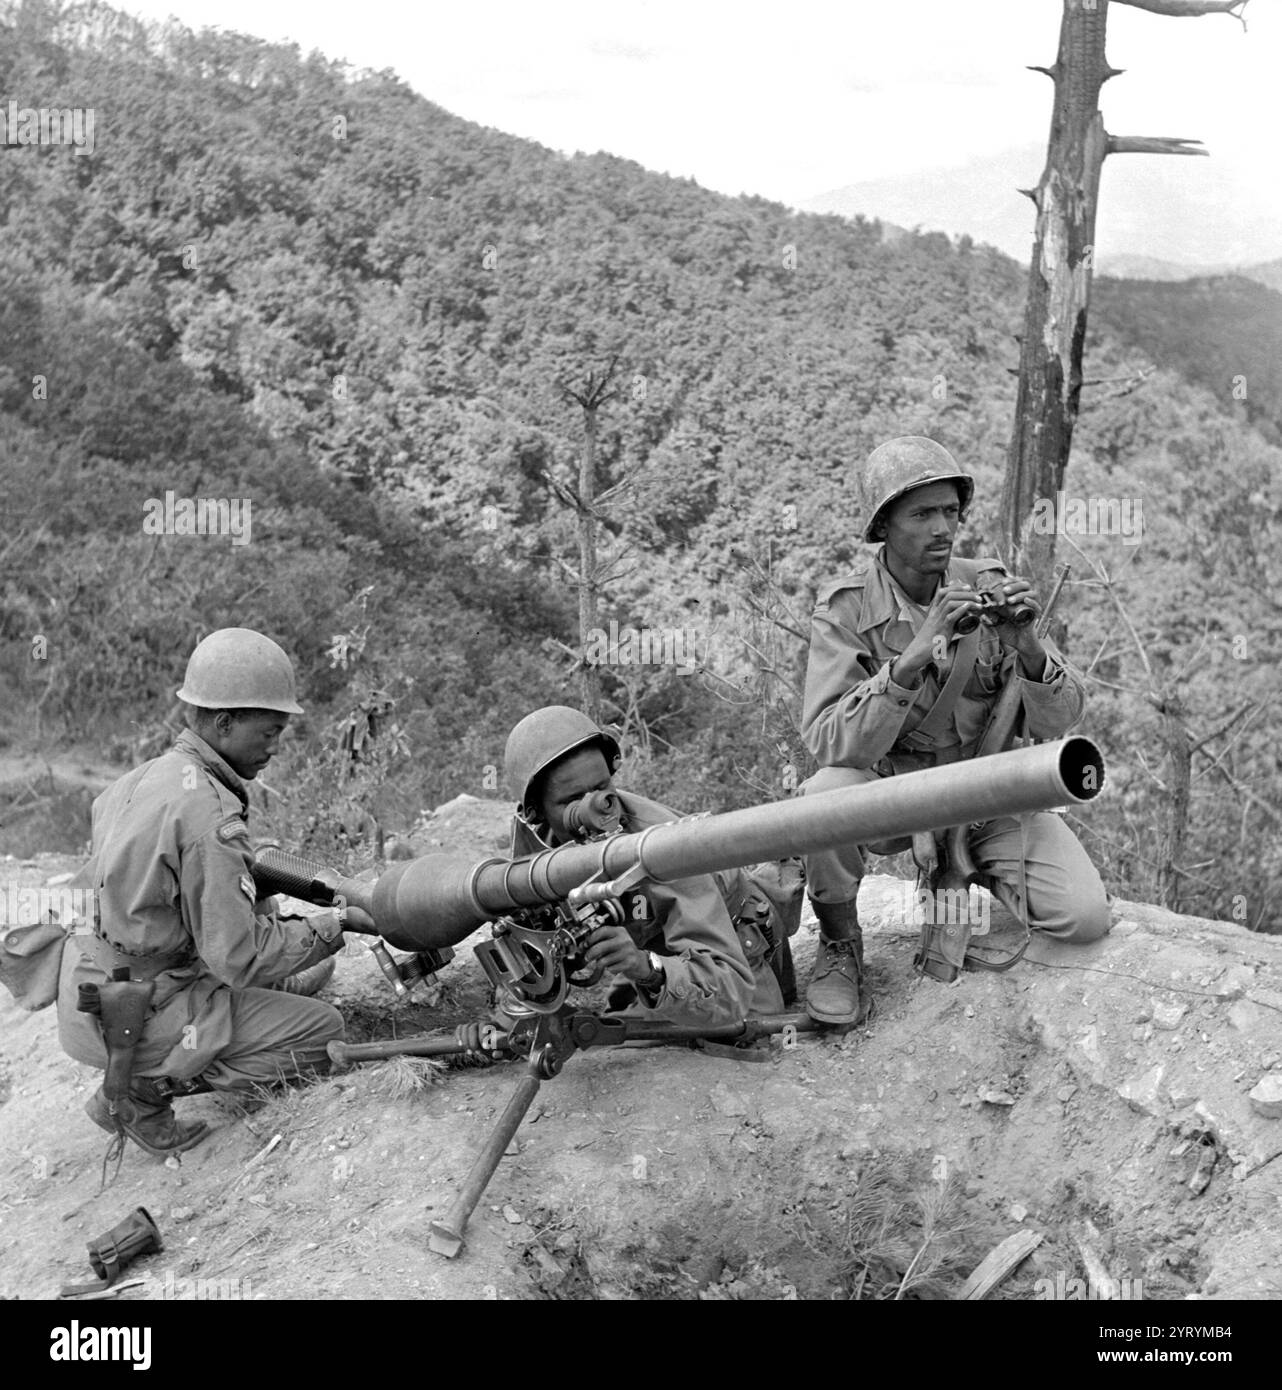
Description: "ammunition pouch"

(914, 915), (973, 983)
(0, 919), (66, 1011)
(59, 1207), (163, 1297)
(911, 824), (1030, 982)
(89, 1206), (163, 1282)
(733, 913), (773, 967)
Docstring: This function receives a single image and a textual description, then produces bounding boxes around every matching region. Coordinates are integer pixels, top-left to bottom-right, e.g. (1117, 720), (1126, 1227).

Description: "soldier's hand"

(342, 905), (377, 934)
(584, 923), (650, 982)
(896, 584), (981, 683)
(988, 578), (1045, 654)
(990, 577), (1039, 630)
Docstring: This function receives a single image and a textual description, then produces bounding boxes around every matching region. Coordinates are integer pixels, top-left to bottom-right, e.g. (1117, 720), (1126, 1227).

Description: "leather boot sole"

(804, 982), (873, 1027)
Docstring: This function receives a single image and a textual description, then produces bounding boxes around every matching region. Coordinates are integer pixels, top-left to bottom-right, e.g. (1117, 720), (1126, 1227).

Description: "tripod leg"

(428, 1068), (543, 1258)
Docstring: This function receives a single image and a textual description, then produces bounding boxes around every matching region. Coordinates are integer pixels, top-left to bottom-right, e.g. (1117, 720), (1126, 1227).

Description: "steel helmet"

(176, 628), (304, 715)
(859, 436), (975, 542)
(504, 706), (621, 814)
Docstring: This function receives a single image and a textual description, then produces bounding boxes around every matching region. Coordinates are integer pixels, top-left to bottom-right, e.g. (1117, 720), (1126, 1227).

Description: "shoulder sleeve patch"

(239, 874), (256, 904)
(217, 815), (249, 844)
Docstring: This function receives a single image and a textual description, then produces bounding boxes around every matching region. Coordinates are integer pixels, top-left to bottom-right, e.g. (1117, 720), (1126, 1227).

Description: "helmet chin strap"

(515, 804), (555, 847)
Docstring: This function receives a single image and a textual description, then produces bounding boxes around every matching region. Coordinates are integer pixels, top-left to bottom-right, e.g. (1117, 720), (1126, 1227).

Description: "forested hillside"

(1094, 274), (1282, 444)
(1, 0), (1278, 928)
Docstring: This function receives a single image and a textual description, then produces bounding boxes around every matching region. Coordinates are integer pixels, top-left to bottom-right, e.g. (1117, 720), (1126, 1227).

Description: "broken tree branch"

(1114, 0), (1248, 25)
(1106, 135), (1207, 156)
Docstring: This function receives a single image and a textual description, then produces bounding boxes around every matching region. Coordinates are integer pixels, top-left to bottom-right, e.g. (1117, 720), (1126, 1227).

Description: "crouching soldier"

(58, 628), (373, 1161)
(501, 706), (779, 1024)
(799, 437), (1111, 1027)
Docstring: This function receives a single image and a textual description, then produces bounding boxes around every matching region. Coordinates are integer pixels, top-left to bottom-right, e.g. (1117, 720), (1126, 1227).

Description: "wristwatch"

(636, 952), (666, 1006)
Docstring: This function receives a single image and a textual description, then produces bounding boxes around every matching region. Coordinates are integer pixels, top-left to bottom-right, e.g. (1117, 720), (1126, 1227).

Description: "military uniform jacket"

(510, 790), (755, 1026)
(58, 729), (337, 1079)
(802, 548), (1086, 771)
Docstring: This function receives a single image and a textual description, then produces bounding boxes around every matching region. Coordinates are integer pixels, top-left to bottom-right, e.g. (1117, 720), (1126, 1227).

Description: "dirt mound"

(1, 799), (1279, 1301)
(0, 751), (120, 859)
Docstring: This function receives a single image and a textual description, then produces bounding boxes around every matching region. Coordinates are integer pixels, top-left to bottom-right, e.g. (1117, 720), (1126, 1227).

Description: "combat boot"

(85, 1077), (210, 1158)
(805, 901), (867, 1026)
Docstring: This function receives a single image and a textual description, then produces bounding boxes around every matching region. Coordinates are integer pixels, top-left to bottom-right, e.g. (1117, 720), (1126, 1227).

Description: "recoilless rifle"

(253, 735), (1104, 1258)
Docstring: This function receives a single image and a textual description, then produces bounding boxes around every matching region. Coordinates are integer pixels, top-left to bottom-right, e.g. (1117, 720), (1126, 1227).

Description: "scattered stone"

(1228, 1000), (1267, 1033)
(1188, 1144), (1218, 1195)
(1152, 1001), (1187, 1030)
(1207, 965), (1255, 1000)
(502, 1205), (524, 1225)
(1167, 1078), (1199, 1110)
(1056, 1085), (1077, 1103)
(978, 1088), (1016, 1107)
(709, 1083), (749, 1118)
(1118, 1064), (1166, 1116)
(1131, 1025), (1150, 1042)
(964, 1006), (975, 1019)
(1134, 1004), (1153, 1023)
(170, 1206), (193, 1222)
(1009, 1202), (1028, 1223)
(525, 1242), (566, 1286)
(1248, 1074), (1282, 1121)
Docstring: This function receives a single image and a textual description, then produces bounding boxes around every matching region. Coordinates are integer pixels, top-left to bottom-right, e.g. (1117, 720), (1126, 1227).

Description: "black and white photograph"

(1, 0), (1278, 1336)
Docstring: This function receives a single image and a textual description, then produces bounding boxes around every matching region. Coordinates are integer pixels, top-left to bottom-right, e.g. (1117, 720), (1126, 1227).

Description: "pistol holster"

(83, 970), (157, 1102)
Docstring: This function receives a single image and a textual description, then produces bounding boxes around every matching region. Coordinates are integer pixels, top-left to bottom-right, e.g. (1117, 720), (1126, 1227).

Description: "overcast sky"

(116, 0), (1279, 263)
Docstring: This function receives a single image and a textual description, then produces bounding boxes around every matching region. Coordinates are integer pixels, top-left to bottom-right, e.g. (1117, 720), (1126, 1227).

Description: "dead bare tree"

(1001, 0), (1250, 592)
(549, 357), (622, 725)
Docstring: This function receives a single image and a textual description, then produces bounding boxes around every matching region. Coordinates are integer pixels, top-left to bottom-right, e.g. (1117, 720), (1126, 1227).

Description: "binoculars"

(955, 590), (1036, 634)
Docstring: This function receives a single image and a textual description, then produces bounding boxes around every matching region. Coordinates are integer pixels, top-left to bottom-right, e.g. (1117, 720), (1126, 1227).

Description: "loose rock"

(1247, 1074), (1282, 1121)
(1118, 1064), (1166, 1116)
(1152, 1001), (1187, 1030)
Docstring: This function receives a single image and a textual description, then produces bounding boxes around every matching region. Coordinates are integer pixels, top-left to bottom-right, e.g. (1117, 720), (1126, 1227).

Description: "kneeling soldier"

(800, 437), (1111, 1026)
(58, 628), (373, 1160)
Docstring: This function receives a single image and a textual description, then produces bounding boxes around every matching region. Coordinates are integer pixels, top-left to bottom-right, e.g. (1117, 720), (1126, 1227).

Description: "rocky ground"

(1, 792), (1280, 1301)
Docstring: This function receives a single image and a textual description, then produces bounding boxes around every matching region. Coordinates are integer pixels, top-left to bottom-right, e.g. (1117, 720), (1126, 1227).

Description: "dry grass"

(796, 1155), (976, 1300)
(358, 1055), (448, 1098)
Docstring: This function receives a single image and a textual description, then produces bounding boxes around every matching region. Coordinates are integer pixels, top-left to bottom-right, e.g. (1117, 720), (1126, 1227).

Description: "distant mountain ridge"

(802, 142), (1280, 269)
(1097, 254), (1282, 290)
